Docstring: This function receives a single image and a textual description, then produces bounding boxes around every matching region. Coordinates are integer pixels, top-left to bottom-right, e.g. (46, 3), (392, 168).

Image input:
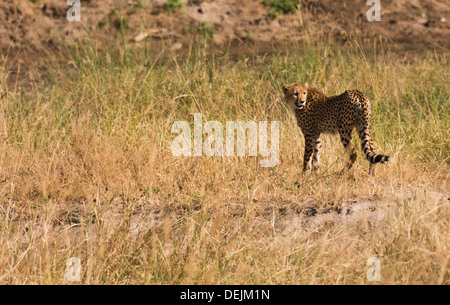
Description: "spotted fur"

(282, 83), (389, 175)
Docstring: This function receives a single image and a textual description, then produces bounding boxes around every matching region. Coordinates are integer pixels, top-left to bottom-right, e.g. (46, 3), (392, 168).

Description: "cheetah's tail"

(358, 126), (389, 164)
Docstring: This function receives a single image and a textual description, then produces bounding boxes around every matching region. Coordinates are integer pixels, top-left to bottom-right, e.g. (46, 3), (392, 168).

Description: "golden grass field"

(0, 35), (448, 284)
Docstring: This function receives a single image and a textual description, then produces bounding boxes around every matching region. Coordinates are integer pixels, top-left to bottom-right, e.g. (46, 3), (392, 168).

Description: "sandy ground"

(2, 0), (449, 91)
(1, 0), (449, 63)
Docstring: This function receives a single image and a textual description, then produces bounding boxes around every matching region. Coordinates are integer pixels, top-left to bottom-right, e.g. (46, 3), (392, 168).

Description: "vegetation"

(184, 22), (216, 42)
(114, 17), (130, 30)
(0, 35), (448, 284)
(164, 0), (184, 12)
(263, 0), (298, 19)
(131, 0), (146, 9)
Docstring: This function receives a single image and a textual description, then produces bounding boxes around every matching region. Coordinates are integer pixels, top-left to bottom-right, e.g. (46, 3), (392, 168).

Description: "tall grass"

(0, 37), (448, 284)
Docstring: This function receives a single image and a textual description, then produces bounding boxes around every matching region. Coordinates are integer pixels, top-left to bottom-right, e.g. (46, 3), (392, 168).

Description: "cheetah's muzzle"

(295, 101), (305, 109)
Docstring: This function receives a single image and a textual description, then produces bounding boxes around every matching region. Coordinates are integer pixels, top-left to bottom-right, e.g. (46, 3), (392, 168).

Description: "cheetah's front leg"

(312, 137), (322, 171)
(303, 134), (319, 172)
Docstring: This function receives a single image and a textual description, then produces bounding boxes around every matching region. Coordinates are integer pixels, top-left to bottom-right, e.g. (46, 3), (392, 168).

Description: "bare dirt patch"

(7, 188), (446, 249)
(1, 0), (449, 64)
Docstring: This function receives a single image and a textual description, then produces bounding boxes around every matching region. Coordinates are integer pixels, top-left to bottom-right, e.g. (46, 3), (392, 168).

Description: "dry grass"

(0, 37), (448, 284)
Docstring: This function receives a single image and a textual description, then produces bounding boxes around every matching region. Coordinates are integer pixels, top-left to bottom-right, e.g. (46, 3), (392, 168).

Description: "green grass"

(114, 17), (130, 30)
(263, 0), (298, 19)
(164, 0), (184, 12)
(184, 22), (216, 43)
(131, 0), (146, 9)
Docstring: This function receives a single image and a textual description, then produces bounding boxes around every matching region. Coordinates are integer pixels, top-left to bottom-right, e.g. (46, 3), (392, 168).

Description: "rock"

(417, 17), (429, 26)
(171, 42), (183, 51)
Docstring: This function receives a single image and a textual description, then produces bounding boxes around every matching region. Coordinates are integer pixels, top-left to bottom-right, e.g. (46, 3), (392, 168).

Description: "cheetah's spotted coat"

(282, 83), (389, 175)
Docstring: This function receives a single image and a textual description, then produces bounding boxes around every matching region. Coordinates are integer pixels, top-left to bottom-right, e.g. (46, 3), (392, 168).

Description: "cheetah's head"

(282, 83), (309, 111)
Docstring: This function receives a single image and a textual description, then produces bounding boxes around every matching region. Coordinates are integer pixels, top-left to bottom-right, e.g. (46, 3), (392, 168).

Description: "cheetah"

(282, 83), (389, 175)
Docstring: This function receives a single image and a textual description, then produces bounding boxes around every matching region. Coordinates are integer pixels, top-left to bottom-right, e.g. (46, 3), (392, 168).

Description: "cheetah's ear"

(282, 84), (289, 94)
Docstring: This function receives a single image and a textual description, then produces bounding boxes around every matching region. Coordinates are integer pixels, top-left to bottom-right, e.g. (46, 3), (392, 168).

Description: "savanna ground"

(0, 0), (449, 285)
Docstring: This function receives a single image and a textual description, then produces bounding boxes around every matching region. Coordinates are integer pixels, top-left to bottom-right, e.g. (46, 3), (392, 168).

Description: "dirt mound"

(8, 189), (446, 251)
(1, 0), (449, 64)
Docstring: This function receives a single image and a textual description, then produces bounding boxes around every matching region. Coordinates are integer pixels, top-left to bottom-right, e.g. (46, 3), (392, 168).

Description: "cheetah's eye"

(293, 93), (299, 98)
(303, 92), (307, 95)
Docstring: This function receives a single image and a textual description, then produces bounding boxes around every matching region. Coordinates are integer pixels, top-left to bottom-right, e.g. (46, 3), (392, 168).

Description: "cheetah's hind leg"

(338, 128), (357, 175)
